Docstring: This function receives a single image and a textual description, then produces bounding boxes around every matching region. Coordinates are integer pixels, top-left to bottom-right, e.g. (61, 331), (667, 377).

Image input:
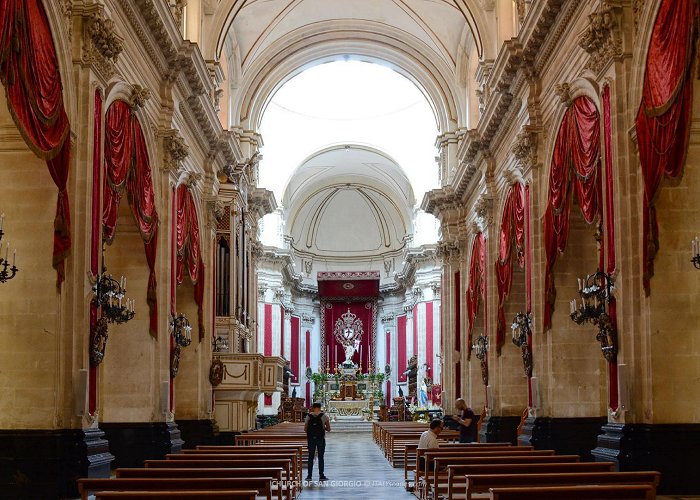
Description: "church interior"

(0, 0), (699, 498)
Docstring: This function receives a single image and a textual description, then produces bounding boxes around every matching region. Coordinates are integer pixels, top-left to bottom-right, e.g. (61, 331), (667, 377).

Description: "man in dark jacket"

(304, 402), (331, 481)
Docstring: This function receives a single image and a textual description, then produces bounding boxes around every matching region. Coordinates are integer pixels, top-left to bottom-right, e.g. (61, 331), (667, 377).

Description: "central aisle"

(299, 431), (416, 499)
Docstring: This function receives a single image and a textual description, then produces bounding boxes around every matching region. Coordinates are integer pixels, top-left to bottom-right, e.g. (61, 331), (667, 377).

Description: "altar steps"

(330, 419), (374, 433)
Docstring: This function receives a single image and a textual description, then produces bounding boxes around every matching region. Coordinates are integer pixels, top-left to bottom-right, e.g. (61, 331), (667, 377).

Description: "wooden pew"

(403, 444), (522, 489)
(143, 459), (294, 499)
(421, 450), (559, 500)
(488, 484), (655, 500)
(94, 491), (258, 500)
(165, 452), (301, 488)
(462, 471), (660, 500)
(446, 463), (616, 500)
(78, 477), (274, 500)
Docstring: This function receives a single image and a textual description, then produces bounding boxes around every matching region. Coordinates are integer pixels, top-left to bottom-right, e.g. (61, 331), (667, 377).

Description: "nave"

(299, 431), (413, 500)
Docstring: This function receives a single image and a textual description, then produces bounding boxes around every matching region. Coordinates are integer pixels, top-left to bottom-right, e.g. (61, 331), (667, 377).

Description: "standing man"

(454, 398), (477, 443)
(304, 402), (331, 481)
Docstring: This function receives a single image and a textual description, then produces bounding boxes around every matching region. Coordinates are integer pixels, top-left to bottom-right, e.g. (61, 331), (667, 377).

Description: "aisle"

(299, 431), (415, 499)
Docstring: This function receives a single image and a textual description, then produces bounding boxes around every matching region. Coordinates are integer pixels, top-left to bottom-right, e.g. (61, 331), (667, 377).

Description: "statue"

(343, 338), (360, 364)
(291, 387), (297, 398)
(398, 385), (404, 398)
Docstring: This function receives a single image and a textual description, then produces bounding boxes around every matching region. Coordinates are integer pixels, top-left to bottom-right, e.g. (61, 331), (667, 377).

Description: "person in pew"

(417, 419), (444, 473)
(304, 402), (331, 482)
(453, 398), (477, 443)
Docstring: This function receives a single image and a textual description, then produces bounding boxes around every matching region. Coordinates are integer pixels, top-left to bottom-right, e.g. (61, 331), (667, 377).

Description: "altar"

(327, 399), (370, 417)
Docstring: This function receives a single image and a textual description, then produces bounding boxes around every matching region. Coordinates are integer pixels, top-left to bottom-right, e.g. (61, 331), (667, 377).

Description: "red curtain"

(495, 183), (526, 352)
(322, 301), (376, 370)
(466, 232), (486, 353)
(103, 100), (160, 337)
(103, 101), (132, 242)
(176, 184), (205, 339)
(543, 96), (602, 330)
(0, 0), (71, 285)
(636, 0), (698, 294)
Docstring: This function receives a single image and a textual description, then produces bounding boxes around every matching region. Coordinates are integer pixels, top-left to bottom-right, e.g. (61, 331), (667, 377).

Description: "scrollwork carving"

(578, 4), (622, 74)
(129, 84), (151, 110)
(554, 83), (572, 107)
(511, 127), (538, 171)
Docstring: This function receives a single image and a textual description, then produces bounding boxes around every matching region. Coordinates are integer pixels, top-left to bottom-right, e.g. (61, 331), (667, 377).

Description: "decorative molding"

(129, 84), (151, 110)
(511, 126), (539, 171)
(207, 199), (225, 224)
(475, 194), (494, 227)
(60, 0), (73, 41)
(578, 3), (623, 74)
(160, 131), (189, 174)
(81, 11), (124, 80)
(301, 313), (316, 326)
(554, 82), (573, 107)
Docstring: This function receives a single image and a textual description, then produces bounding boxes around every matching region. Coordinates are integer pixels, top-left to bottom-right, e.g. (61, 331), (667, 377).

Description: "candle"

(0, 213), (4, 230)
(123, 276), (126, 289)
(5, 242), (8, 261)
(327, 345), (330, 364)
(12, 248), (15, 266)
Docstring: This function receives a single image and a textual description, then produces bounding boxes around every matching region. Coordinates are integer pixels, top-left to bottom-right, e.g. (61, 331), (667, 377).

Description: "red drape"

(176, 184), (205, 339)
(0, 0), (71, 285)
(103, 101), (133, 242)
(495, 183), (526, 352)
(636, 0), (698, 294)
(103, 100), (159, 337)
(466, 232), (486, 353)
(543, 96), (602, 330)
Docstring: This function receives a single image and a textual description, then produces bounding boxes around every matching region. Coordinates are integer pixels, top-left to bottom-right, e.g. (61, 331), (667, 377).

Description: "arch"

(206, 0), (491, 63)
(231, 20), (464, 133)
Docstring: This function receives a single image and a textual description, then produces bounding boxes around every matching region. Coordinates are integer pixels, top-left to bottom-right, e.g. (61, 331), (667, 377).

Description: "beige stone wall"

(495, 265), (529, 416)
(544, 209), (607, 418)
(174, 280), (211, 420)
(646, 78), (700, 423)
(0, 98), (62, 429)
(100, 206), (159, 423)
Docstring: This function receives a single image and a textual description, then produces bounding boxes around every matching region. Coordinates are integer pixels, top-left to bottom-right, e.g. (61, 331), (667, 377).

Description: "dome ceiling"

(285, 146), (414, 261)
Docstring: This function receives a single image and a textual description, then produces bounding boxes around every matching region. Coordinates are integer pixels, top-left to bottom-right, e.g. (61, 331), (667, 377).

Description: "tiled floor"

(300, 431), (414, 499)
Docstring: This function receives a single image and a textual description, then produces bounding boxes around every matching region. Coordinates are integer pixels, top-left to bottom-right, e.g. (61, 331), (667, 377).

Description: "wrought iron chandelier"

(692, 237), (700, 269)
(511, 312), (533, 377)
(90, 268), (135, 367)
(0, 214), (19, 284)
(472, 334), (489, 386)
(170, 313), (192, 378)
(569, 270), (617, 362)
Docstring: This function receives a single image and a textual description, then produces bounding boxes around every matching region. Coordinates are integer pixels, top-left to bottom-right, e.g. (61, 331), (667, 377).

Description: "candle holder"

(569, 271), (617, 362)
(692, 237), (700, 269)
(0, 215), (19, 284)
(471, 334), (489, 386)
(170, 313), (192, 378)
(89, 267), (135, 367)
(511, 312), (533, 378)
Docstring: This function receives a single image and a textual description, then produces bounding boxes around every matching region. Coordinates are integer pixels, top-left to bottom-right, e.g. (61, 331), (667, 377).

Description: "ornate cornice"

(578, 3), (624, 74)
(248, 187), (277, 220)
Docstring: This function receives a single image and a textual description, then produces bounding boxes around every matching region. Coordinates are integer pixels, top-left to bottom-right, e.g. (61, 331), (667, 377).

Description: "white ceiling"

(285, 145), (414, 261)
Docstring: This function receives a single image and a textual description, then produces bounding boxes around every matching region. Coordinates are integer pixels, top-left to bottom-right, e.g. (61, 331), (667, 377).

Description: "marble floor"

(299, 431), (414, 499)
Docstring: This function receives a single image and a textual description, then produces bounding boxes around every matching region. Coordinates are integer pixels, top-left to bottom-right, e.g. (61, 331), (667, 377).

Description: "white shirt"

(417, 429), (440, 449)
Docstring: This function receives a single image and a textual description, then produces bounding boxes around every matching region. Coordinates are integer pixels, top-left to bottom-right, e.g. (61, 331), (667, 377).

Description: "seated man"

(417, 418), (443, 473)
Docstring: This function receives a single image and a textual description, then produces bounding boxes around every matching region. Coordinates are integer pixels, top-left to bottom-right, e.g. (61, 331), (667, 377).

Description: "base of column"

(478, 415), (521, 445)
(177, 419), (222, 448)
(593, 422), (700, 494)
(0, 427), (114, 498)
(102, 421), (184, 468)
(517, 416), (606, 461)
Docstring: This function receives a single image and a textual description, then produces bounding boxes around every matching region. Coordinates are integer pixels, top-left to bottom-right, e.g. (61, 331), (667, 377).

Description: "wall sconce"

(0, 214), (19, 283)
(471, 334), (489, 386)
(90, 269), (135, 367)
(511, 312), (533, 378)
(170, 313), (192, 378)
(692, 237), (700, 269)
(570, 271), (617, 362)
